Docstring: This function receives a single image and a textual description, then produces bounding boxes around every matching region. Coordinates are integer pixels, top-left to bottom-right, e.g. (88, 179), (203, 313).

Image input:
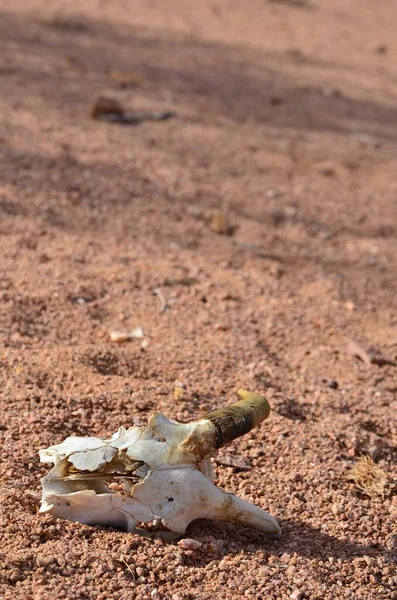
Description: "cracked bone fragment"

(39, 389), (281, 539)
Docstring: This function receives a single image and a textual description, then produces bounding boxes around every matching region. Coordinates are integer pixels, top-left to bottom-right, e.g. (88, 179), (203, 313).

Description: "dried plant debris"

(347, 340), (395, 367)
(173, 386), (185, 400)
(210, 211), (232, 235)
(64, 55), (86, 72)
(90, 96), (175, 126)
(109, 327), (144, 343)
(41, 16), (89, 32)
(267, 0), (309, 6)
(350, 456), (388, 498)
(39, 390), (281, 539)
(152, 288), (169, 313)
(90, 96), (124, 120)
(108, 68), (144, 88)
(209, 199), (235, 235)
(163, 277), (199, 287)
(214, 454), (252, 471)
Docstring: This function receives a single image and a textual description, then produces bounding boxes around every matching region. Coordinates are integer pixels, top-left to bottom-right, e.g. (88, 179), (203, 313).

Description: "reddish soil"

(0, 1), (396, 599)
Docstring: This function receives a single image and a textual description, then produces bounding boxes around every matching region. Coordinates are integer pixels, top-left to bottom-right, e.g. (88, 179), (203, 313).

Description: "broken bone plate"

(39, 389), (281, 539)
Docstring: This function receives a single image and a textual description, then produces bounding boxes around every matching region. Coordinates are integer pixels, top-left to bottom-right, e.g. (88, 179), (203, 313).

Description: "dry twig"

(153, 288), (169, 313)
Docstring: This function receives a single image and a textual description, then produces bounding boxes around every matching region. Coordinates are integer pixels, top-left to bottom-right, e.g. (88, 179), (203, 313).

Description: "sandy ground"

(0, 1), (396, 599)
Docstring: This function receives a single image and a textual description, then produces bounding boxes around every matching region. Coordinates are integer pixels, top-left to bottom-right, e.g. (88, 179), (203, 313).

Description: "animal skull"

(39, 390), (281, 539)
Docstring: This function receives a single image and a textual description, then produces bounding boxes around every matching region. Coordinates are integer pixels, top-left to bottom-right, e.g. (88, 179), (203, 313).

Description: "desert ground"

(0, 1), (396, 599)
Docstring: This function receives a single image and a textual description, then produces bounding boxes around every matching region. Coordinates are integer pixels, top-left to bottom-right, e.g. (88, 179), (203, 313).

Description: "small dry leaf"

(350, 455), (388, 498)
(347, 340), (394, 366)
(210, 211), (231, 235)
(173, 387), (185, 400)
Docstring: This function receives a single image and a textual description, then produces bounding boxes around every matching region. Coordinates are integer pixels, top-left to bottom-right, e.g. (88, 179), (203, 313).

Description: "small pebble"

(107, 482), (119, 491)
(109, 327), (144, 343)
(109, 330), (131, 343)
(368, 445), (382, 461)
(208, 539), (225, 555)
(290, 590), (304, 600)
(178, 538), (202, 551)
(95, 564), (109, 577)
(375, 44), (387, 54)
(326, 379), (339, 390)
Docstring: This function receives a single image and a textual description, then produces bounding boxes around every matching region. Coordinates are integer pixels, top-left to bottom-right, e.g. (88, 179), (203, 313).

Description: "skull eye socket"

(168, 497), (174, 502)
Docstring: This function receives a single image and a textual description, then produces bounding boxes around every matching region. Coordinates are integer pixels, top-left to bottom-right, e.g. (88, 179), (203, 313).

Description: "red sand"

(0, 1), (396, 598)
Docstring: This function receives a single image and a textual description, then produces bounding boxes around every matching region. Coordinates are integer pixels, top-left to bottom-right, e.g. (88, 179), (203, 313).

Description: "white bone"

(39, 391), (281, 539)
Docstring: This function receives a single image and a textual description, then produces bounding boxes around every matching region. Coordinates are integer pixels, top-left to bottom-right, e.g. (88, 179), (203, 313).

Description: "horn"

(179, 390), (270, 458)
(208, 485), (281, 538)
(203, 389), (270, 448)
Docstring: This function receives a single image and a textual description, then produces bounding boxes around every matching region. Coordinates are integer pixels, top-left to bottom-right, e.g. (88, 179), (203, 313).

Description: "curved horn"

(179, 390), (271, 458)
(203, 389), (270, 448)
(215, 489), (281, 538)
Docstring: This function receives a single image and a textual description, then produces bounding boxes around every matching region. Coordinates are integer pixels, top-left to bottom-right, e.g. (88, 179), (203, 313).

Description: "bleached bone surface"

(39, 390), (281, 539)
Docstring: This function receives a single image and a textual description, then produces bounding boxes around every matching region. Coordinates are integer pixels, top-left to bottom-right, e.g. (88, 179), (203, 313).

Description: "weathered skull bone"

(39, 390), (281, 539)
